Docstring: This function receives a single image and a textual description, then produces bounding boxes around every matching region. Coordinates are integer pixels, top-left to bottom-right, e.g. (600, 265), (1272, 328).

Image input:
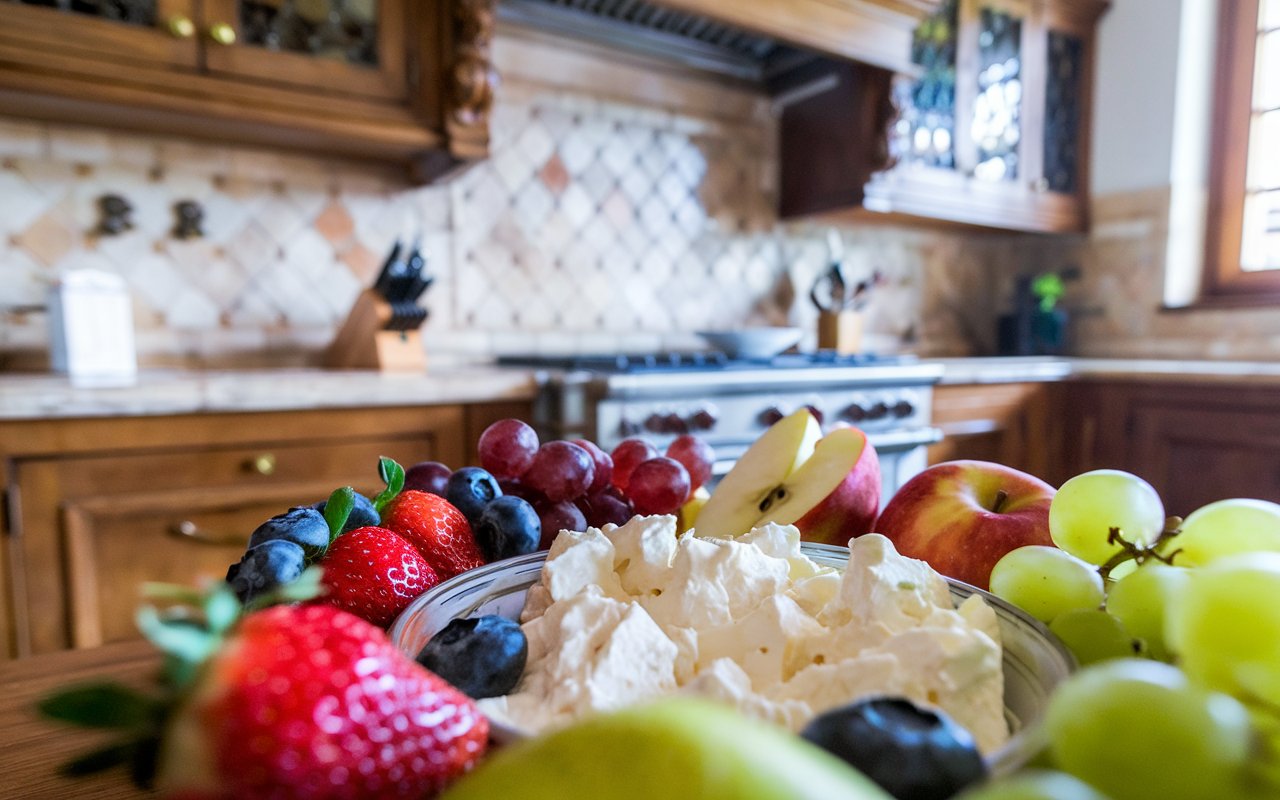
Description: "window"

(1204, 0), (1280, 302)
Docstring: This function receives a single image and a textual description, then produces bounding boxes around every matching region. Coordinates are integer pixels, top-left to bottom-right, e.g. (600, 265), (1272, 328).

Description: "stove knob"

(842, 403), (868, 422)
(758, 406), (785, 427)
(688, 407), (718, 431)
(867, 401), (890, 420)
(644, 413), (667, 433)
(892, 399), (915, 418)
(618, 418), (641, 437)
(803, 404), (825, 425)
(663, 412), (688, 434)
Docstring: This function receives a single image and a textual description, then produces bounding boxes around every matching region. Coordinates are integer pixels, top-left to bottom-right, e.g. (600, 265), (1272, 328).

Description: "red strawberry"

(382, 490), (485, 579)
(157, 604), (489, 799)
(317, 526), (439, 628)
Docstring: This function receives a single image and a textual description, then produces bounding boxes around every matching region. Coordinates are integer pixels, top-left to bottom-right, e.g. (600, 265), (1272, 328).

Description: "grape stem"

(1096, 516), (1184, 584)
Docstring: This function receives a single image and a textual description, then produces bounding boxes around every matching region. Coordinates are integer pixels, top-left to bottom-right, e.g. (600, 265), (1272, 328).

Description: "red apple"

(873, 460), (1056, 590)
(754, 426), (882, 544)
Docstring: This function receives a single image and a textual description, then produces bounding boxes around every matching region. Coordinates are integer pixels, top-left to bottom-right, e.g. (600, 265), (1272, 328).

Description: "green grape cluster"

(979, 469), (1280, 799)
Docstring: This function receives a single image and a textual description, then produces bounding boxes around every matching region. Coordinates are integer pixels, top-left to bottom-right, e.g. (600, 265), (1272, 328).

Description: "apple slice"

(754, 426), (882, 545)
(693, 409), (822, 539)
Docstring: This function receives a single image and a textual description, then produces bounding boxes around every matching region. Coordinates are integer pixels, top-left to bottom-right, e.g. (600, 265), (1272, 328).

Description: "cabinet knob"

(1032, 177), (1050, 193)
(166, 15), (195, 39)
(246, 453), (277, 475)
(208, 22), (237, 46)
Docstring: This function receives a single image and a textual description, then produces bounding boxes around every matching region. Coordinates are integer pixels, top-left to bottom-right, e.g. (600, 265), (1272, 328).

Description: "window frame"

(1203, 0), (1280, 304)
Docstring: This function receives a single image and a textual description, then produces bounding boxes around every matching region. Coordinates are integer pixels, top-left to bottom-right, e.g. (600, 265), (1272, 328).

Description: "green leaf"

(60, 739), (141, 777)
(139, 582), (206, 605)
(202, 584), (241, 636)
(373, 456), (405, 514)
(136, 606), (218, 665)
(323, 486), (356, 544)
(38, 684), (159, 729)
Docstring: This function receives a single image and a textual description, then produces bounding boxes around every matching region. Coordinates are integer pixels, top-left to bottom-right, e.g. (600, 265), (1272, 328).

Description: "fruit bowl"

(390, 541), (1073, 776)
(695, 327), (803, 359)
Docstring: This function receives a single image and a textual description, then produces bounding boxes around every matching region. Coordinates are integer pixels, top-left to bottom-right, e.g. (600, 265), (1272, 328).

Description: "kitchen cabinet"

(0, 0), (496, 179)
(1062, 380), (1280, 518)
(928, 382), (1065, 483)
(779, 0), (1107, 233)
(0, 399), (531, 659)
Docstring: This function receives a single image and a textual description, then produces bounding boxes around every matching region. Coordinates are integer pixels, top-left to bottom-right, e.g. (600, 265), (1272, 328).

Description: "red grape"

(498, 478), (544, 505)
(626, 457), (692, 516)
(536, 499), (588, 549)
(578, 489), (634, 528)
(478, 418), (540, 480)
(524, 441), (594, 502)
(665, 434), (715, 492)
(404, 461), (451, 496)
(572, 438), (614, 495)
(610, 438), (660, 492)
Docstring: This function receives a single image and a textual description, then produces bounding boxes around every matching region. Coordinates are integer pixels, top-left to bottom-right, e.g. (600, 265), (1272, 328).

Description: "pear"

(442, 699), (891, 800)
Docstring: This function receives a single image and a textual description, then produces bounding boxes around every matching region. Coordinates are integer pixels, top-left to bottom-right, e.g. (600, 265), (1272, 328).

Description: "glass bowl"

(390, 542), (1073, 776)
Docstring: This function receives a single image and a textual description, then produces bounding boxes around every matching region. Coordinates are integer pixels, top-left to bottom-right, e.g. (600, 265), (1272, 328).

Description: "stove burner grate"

(496, 350), (912, 374)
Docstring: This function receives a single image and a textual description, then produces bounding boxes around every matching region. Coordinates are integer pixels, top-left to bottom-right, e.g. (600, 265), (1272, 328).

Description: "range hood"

(498, 0), (939, 80)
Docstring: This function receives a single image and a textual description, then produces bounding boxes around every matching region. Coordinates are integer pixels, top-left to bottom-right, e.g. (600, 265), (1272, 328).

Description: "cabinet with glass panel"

(776, 0), (1104, 232)
(0, 0), (495, 180)
(860, 0), (1107, 232)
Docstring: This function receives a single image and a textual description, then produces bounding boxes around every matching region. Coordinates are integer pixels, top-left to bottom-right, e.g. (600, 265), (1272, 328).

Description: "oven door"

(709, 427), (943, 506)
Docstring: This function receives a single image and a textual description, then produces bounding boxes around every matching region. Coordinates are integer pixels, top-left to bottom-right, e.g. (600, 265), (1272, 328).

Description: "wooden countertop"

(2, 642), (160, 799)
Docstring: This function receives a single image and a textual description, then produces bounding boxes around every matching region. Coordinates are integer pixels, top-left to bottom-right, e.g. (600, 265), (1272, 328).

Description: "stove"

(499, 351), (945, 503)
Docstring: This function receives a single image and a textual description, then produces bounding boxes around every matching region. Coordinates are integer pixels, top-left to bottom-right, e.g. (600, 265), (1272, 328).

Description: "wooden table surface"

(2, 642), (161, 799)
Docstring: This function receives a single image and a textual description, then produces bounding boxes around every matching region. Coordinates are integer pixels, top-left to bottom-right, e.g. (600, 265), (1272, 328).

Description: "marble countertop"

(3, 357), (1279, 420)
(0, 367), (541, 420)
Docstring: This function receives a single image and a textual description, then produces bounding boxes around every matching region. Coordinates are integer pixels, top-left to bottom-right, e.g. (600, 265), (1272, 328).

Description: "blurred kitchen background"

(2, 0), (1274, 371)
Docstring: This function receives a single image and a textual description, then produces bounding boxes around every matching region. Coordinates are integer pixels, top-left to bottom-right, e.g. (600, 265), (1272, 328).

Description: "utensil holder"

(817, 310), (864, 355)
(326, 290), (426, 371)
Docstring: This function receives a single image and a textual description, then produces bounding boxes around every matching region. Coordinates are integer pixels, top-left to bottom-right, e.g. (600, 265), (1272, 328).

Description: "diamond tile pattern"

(0, 79), (999, 369)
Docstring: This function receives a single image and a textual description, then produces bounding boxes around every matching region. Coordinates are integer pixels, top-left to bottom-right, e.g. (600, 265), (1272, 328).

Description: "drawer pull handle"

(246, 454), (277, 475)
(169, 520), (245, 547)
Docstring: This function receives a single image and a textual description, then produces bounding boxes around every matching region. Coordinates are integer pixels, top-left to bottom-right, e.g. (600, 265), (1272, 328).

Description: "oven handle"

(712, 427), (943, 475)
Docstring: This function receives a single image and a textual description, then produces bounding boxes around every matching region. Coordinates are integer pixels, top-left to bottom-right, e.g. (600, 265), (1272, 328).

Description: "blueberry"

(311, 492), (379, 534)
(800, 698), (986, 800)
(248, 506), (330, 552)
(474, 495), (541, 562)
(227, 540), (306, 603)
(417, 615), (527, 699)
(445, 466), (502, 522)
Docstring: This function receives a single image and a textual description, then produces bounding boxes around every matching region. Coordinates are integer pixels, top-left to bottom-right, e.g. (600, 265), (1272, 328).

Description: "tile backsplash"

(0, 29), (1017, 371)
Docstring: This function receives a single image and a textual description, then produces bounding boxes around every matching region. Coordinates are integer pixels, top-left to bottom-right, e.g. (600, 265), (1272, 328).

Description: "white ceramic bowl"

(695, 327), (803, 359)
(390, 542), (1074, 776)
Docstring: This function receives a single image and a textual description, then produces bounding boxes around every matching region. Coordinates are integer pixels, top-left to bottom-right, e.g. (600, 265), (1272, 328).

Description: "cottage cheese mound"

(477, 516), (1009, 754)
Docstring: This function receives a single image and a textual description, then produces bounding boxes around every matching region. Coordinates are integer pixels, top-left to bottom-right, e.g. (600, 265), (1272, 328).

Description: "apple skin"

(759, 427), (882, 545)
(873, 459), (1056, 590)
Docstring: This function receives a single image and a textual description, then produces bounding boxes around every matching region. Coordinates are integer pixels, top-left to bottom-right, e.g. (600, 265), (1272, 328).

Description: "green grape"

(1169, 498), (1280, 567)
(1105, 563), (1190, 661)
(1167, 553), (1280, 707)
(989, 546), (1104, 623)
(1106, 559), (1137, 581)
(955, 771), (1109, 800)
(1049, 470), (1165, 566)
(1048, 609), (1136, 666)
(1044, 659), (1254, 800)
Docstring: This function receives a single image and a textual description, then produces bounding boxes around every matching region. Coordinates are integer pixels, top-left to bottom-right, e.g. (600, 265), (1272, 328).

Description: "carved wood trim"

(449, 0), (498, 149)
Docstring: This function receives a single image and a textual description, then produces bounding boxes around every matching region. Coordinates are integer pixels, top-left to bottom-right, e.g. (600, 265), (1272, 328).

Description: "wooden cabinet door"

(928, 382), (1061, 482)
(0, 0), (199, 69)
(199, 0), (408, 102)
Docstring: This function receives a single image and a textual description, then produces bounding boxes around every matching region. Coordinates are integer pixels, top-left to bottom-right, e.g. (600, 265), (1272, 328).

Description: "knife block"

(817, 310), (864, 355)
(326, 290), (426, 372)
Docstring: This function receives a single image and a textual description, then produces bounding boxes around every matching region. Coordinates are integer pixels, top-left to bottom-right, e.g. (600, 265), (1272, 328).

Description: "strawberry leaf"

(38, 684), (160, 729)
(323, 486), (356, 545)
(203, 584), (241, 636)
(60, 739), (143, 777)
(373, 456), (405, 514)
(136, 606), (218, 666)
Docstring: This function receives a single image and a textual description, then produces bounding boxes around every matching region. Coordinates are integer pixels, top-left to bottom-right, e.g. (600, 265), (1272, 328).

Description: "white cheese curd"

(477, 516), (1009, 754)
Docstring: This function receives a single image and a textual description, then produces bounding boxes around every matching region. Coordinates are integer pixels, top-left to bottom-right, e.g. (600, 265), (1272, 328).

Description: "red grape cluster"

(463, 419), (715, 548)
